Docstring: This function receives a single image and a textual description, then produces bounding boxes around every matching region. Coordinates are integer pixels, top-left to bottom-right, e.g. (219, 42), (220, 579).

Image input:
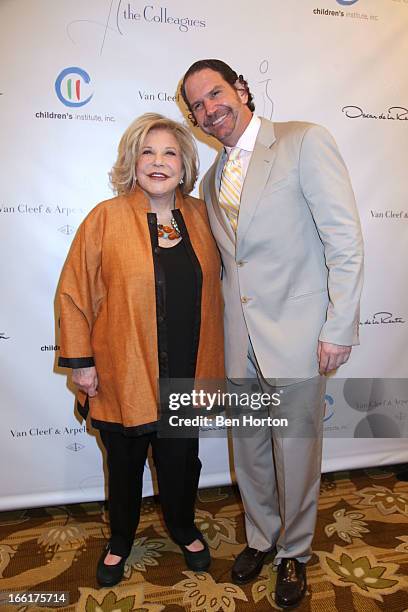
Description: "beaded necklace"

(157, 216), (181, 240)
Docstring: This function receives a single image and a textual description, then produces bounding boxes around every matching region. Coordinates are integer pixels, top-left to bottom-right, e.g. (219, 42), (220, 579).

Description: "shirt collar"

(225, 114), (261, 155)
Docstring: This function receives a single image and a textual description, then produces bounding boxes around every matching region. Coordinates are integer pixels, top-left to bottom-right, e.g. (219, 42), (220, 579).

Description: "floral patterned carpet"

(1, 465), (408, 611)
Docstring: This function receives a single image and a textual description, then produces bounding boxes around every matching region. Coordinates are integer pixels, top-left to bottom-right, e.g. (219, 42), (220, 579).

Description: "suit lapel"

(208, 150), (235, 244)
(237, 119), (277, 246)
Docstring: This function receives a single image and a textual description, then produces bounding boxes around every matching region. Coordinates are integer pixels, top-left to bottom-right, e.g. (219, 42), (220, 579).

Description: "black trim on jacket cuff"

(58, 356), (95, 368)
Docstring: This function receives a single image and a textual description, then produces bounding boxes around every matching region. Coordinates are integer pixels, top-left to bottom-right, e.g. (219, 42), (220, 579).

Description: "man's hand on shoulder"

(317, 341), (352, 375)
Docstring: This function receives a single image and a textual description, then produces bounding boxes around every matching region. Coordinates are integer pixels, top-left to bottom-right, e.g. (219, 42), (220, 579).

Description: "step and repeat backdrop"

(1, 0), (408, 510)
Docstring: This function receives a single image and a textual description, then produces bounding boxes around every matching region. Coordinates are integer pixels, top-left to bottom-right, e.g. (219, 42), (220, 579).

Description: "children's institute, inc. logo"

(55, 67), (93, 108)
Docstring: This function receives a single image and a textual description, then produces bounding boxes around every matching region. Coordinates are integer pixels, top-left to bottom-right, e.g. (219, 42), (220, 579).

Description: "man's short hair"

(181, 59), (255, 125)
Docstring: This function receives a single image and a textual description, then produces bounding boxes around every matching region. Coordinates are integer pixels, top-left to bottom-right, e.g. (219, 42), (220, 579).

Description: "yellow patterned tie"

(219, 147), (243, 234)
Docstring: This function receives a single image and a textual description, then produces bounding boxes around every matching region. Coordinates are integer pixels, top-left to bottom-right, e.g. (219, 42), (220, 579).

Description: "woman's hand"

(72, 366), (99, 397)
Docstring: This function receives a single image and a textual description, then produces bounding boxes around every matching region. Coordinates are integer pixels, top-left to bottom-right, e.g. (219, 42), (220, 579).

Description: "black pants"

(100, 429), (202, 558)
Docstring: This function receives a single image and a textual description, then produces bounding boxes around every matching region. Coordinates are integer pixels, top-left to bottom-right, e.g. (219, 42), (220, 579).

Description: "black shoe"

(179, 535), (211, 572)
(275, 558), (307, 609)
(231, 546), (269, 584)
(96, 544), (126, 587)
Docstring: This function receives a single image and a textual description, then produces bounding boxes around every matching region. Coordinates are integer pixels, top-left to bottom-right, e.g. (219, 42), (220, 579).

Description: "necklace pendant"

(157, 216), (181, 240)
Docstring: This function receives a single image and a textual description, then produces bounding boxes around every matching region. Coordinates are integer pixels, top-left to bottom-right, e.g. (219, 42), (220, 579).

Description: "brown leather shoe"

(275, 558), (307, 609)
(231, 546), (269, 584)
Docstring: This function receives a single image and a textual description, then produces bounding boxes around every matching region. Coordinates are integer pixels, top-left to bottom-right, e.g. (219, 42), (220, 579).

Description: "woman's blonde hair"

(110, 113), (199, 195)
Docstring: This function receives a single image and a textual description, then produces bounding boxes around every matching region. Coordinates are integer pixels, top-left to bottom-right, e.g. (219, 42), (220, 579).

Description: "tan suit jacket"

(203, 118), (364, 382)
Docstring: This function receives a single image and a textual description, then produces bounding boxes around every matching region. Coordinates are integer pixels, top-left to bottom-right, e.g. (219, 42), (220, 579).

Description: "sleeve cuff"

(58, 356), (95, 368)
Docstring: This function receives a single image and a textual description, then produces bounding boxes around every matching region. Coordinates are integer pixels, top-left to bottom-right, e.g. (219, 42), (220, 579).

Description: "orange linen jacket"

(58, 186), (224, 429)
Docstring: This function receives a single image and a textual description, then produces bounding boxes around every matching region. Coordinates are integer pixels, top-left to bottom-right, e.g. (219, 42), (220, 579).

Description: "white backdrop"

(1, 0), (407, 511)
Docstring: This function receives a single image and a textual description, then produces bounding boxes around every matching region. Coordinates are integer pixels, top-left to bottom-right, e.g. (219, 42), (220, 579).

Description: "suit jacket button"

(241, 296), (251, 304)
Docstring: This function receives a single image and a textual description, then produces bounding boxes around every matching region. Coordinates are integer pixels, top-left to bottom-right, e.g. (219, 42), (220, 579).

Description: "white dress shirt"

(224, 113), (261, 181)
(217, 114), (261, 230)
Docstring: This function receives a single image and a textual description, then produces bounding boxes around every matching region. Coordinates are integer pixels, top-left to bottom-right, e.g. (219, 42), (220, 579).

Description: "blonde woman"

(58, 113), (224, 586)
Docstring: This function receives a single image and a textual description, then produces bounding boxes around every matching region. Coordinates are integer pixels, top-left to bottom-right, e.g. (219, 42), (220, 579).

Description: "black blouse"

(158, 240), (197, 379)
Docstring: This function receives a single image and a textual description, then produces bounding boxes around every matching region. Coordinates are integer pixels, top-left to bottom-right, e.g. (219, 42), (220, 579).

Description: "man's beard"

(203, 106), (235, 136)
